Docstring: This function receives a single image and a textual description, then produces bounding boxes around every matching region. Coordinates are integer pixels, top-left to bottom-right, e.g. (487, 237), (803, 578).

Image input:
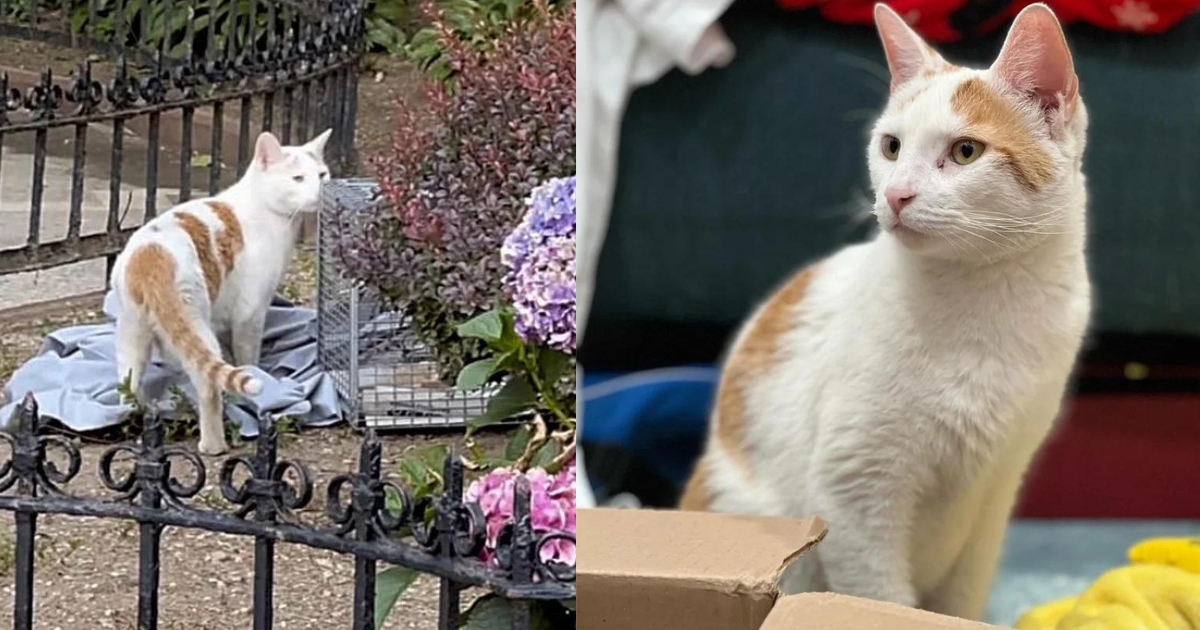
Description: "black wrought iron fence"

(0, 393), (575, 629)
(0, 0), (362, 279)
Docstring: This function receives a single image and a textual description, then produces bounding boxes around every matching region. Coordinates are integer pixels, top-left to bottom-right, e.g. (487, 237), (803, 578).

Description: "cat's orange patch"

(206, 201), (243, 272)
(678, 461), (711, 511)
(714, 265), (820, 471)
(125, 244), (175, 309)
(125, 245), (214, 378)
(951, 77), (1054, 191)
(126, 244), (256, 396)
(175, 212), (222, 300)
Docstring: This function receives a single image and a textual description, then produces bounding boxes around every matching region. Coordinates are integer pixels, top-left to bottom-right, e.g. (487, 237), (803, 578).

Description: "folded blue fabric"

(582, 367), (718, 485)
(1, 292), (343, 436)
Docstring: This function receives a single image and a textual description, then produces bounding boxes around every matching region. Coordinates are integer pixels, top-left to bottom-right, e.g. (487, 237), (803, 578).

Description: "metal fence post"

(136, 415), (167, 630)
(11, 395), (40, 630)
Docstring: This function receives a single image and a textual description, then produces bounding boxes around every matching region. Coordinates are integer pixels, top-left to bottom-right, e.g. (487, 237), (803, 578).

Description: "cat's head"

(868, 3), (1087, 262)
(248, 129), (333, 216)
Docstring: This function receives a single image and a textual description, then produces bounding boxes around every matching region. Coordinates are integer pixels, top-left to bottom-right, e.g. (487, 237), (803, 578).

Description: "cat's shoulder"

(729, 260), (825, 372)
(748, 241), (870, 329)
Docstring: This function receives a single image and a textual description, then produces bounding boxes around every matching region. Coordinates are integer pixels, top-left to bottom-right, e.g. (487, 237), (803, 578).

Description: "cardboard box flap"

(579, 509), (827, 630)
(761, 593), (1001, 629)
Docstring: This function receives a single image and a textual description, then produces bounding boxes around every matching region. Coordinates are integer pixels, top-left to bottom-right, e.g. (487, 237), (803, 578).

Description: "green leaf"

(374, 566), (420, 629)
(504, 424), (533, 461)
(491, 348), (519, 372)
(374, 0), (407, 22)
(70, 8), (87, 34)
(537, 350), (571, 385)
(456, 357), (501, 391)
(494, 308), (523, 352)
(468, 377), (536, 433)
(461, 595), (514, 630)
(417, 444), (451, 475)
(531, 440), (558, 470)
(383, 484), (404, 514)
(398, 456), (433, 493)
(457, 310), (504, 343)
(561, 600), (575, 612)
(461, 595), (557, 630)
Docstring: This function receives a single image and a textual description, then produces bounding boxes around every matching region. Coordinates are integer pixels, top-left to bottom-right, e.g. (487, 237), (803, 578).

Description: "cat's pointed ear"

(304, 128), (332, 159)
(874, 3), (946, 93)
(991, 3), (1078, 120)
(255, 132), (286, 168)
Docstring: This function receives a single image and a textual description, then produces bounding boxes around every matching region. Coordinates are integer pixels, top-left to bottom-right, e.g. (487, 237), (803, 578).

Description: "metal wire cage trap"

(316, 179), (493, 429)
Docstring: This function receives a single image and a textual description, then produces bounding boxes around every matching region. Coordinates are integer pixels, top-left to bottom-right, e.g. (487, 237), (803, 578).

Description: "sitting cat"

(680, 3), (1090, 619)
(111, 129), (332, 455)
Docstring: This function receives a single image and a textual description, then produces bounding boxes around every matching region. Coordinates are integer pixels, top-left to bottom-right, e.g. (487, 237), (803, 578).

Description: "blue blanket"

(581, 367), (717, 498)
(1, 292), (343, 435)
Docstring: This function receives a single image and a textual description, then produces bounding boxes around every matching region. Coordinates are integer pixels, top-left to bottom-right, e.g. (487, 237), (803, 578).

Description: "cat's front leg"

(231, 309), (267, 368)
(810, 448), (920, 606)
(924, 408), (1055, 620)
(922, 465), (1024, 620)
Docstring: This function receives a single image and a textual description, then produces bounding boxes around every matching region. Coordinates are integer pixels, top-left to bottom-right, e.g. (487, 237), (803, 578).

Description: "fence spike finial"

(17, 392), (38, 435)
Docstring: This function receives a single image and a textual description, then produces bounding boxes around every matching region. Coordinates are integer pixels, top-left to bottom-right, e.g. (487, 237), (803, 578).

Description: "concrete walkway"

(0, 124), (186, 311)
(0, 164), (181, 311)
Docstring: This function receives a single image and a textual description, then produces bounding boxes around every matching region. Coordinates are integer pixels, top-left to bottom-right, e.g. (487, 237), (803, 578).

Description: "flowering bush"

(465, 459), (577, 568)
(503, 176), (577, 353)
(404, 0), (572, 83)
(377, 449), (576, 627)
(333, 1), (575, 380)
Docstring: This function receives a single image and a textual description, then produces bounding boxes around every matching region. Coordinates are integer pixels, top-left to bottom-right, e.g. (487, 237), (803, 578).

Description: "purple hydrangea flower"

(464, 460), (577, 568)
(502, 177), (577, 352)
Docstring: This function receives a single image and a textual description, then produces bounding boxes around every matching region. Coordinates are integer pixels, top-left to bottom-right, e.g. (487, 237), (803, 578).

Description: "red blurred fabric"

(777, 0), (1200, 41)
(1016, 393), (1200, 519)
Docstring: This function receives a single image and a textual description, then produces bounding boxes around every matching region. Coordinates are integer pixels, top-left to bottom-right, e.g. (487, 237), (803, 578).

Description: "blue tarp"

(581, 367), (718, 491)
(1, 292), (343, 435)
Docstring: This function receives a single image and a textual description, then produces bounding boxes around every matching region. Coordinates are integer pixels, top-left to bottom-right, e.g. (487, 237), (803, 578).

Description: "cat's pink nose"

(886, 187), (916, 215)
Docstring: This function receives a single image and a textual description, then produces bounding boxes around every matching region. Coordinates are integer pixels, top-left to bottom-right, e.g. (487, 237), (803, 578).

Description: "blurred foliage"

(2, 0), (280, 60)
(7, 0), (571, 85)
(401, 0), (570, 84)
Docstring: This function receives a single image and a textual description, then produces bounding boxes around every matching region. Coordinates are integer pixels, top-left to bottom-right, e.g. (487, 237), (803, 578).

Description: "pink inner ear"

(994, 7), (1077, 112)
(875, 4), (939, 92)
(256, 134), (286, 168)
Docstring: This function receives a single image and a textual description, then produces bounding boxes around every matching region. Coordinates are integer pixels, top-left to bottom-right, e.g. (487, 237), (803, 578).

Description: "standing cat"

(112, 129), (332, 455)
(679, 4), (1090, 619)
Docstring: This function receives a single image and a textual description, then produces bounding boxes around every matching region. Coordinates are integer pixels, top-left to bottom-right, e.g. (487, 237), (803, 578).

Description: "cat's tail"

(124, 244), (264, 397)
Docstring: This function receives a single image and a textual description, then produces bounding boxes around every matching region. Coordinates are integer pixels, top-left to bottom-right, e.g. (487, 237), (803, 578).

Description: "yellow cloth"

(1130, 539), (1200, 575)
(1015, 537), (1200, 630)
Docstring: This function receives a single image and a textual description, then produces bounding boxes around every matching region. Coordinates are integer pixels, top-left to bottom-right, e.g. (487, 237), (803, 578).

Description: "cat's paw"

(198, 438), (229, 456)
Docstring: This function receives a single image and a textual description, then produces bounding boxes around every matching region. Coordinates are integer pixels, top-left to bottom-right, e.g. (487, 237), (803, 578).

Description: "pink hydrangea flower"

(464, 459), (577, 568)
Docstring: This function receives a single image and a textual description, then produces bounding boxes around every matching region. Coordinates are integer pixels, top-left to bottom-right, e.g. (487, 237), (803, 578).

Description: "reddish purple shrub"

(332, 2), (575, 378)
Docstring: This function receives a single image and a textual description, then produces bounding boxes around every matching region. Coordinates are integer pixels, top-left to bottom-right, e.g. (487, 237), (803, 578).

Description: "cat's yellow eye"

(882, 135), (901, 161)
(950, 139), (984, 165)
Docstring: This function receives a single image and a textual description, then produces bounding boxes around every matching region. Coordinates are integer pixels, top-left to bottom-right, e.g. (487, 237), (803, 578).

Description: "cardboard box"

(579, 508), (1001, 630)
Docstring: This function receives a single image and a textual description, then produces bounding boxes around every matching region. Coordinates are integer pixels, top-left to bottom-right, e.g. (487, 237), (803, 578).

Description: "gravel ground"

(0, 247), (493, 628)
(0, 426), (494, 630)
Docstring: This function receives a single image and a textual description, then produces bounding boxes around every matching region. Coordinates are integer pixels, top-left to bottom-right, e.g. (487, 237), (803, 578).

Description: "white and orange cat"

(680, 4), (1089, 619)
(112, 130), (331, 455)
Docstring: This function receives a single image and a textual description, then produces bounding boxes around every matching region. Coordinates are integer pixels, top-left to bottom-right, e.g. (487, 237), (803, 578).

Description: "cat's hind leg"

(230, 308), (267, 368)
(115, 307), (154, 394)
(180, 321), (229, 456)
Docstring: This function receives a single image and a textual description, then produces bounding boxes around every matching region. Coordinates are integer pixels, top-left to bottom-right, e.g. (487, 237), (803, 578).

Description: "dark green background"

(586, 2), (1200, 370)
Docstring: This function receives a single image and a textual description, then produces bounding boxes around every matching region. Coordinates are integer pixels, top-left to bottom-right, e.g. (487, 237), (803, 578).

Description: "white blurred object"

(604, 492), (643, 509)
(577, 0), (736, 514)
(578, 0), (736, 340)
